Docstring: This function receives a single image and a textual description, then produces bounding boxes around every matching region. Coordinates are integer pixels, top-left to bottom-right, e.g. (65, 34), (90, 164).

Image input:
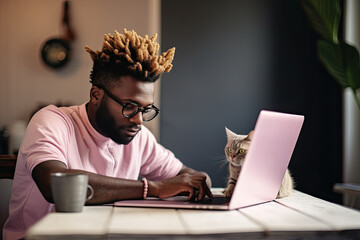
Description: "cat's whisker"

(211, 161), (227, 171)
(208, 153), (228, 167)
(211, 157), (229, 170)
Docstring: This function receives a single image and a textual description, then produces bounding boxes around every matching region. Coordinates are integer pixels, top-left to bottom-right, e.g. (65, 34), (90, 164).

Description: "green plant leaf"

(300, 0), (340, 43)
(317, 40), (360, 90)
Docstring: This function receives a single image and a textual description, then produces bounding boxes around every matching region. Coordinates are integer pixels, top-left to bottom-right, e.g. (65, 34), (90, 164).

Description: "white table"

(25, 190), (360, 239)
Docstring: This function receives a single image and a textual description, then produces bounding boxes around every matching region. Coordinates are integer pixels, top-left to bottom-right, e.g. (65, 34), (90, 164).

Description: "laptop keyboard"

(190, 196), (231, 205)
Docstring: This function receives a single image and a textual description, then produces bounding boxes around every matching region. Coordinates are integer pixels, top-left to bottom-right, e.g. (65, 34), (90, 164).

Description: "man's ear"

(89, 86), (103, 105)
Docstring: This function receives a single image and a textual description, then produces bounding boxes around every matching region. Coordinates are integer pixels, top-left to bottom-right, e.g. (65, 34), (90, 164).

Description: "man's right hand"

(148, 172), (213, 201)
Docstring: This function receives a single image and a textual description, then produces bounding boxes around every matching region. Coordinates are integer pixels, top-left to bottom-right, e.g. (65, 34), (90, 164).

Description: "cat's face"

(225, 128), (253, 168)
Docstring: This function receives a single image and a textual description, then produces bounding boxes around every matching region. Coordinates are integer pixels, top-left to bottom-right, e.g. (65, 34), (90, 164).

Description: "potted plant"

(301, 0), (360, 209)
(300, 0), (360, 107)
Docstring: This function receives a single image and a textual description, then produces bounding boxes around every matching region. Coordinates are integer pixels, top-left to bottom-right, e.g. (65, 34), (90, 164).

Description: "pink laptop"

(114, 110), (304, 210)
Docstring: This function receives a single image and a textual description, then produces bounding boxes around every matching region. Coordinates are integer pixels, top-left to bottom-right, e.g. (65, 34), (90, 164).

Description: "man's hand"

(148, 170), (213, 201)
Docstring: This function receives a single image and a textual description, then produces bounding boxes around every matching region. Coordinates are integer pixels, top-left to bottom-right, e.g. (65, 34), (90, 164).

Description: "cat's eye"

(227, 147), (232, 153)
(238, 149), (247, 154)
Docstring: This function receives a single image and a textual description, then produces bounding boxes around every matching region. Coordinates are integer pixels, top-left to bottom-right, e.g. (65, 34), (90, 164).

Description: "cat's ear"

(245, 130), (254, 141)
(225, 127), (237, 139)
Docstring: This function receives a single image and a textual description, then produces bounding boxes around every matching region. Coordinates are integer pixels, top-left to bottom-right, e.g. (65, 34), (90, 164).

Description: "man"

(3, 29), (212, 239)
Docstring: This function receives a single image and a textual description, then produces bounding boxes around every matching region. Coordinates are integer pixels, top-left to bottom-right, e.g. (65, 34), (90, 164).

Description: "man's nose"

(129, 111), (143, 125)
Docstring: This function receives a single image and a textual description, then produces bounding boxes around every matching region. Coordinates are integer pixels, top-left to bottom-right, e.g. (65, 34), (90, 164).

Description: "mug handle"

(86, 184), (94, 202)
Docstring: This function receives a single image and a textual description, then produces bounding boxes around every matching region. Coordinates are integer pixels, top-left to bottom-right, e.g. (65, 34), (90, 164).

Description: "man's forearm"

(85, 172), (144, 204)
(32, 161), (146, 204)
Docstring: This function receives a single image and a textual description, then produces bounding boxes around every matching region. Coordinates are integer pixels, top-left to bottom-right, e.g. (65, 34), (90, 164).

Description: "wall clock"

(40, 1), (75, 69)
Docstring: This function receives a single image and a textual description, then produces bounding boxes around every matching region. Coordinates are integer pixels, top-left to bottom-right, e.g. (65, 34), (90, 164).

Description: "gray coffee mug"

(51, 173), (94, 212)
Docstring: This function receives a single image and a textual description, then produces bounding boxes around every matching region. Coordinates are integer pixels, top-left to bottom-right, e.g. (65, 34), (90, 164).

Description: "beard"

(95, 100), (140, 145)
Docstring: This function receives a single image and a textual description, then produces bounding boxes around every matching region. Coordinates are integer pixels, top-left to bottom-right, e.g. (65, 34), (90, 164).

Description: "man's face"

(95, 76), (155, 144)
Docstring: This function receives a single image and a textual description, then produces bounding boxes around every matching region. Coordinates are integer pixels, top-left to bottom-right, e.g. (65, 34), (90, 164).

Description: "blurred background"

(0, 0), (359, 235)
(161, 0), (347, 203)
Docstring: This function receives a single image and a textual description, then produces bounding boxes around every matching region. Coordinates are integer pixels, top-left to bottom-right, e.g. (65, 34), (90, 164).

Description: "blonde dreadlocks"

(85, 28), (175, 85)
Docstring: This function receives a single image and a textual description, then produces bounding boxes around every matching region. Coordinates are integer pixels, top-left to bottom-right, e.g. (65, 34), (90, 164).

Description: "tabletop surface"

(26, 189), (360, 240)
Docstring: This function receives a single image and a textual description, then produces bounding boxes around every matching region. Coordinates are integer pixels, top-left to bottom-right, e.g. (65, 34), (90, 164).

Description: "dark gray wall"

(161, 0), (343, 203)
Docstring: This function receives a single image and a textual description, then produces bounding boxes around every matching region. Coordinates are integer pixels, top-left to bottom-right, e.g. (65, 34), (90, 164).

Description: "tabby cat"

(223, 127), (294, 198)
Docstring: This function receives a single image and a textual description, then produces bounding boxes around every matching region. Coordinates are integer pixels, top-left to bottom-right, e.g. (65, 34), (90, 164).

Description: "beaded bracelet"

(141, 177), (148, 199)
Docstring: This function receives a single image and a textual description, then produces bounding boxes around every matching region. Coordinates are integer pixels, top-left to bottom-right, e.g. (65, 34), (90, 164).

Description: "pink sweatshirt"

(3, 103), (182, 240)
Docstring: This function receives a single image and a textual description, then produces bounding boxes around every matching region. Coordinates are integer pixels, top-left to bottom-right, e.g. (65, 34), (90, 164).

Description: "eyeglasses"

(95, 85), (160, 122)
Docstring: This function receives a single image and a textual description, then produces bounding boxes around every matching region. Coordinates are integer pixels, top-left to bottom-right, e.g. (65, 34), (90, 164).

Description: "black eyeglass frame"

(95, 85), (160, 122)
